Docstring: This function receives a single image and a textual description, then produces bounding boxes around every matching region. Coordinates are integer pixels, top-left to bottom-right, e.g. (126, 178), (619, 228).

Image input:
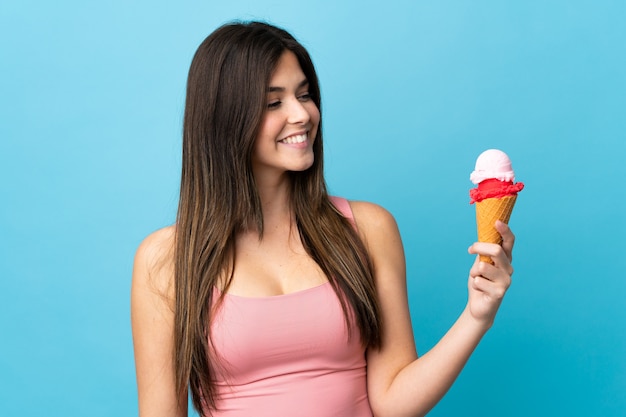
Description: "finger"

(468, 242), (507, 262)
(469, 253), (498, 281)
(471, 275), (509, 300)
(468, 254), (483, 278)
(491, 246), (514, 277)
(495, 220), (515, 262)
(468, 242), (496, 269)
(469, 243), (513, 277)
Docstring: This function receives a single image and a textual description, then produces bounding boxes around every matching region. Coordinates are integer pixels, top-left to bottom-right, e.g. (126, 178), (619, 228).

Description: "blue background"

(1, 1), (624, 416)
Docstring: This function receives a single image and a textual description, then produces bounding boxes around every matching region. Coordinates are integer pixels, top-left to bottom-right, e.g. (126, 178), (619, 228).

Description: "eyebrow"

(267, 79), (309, 93)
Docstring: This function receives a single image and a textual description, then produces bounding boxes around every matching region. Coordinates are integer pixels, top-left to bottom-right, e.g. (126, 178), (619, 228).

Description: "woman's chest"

(228, 230), (327, 297)
(210, 283), (364, 385)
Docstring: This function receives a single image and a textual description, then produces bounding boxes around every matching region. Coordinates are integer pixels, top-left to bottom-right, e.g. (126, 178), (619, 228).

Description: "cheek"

(256, 115), (281, 141)
(310, 103), (320, 120)
(308, 104), (321, 129)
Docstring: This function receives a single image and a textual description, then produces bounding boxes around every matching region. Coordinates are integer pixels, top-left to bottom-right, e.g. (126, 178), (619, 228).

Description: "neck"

(252, 171), (294, 234)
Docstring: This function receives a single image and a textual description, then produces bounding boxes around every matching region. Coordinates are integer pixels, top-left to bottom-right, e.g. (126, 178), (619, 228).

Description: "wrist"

(461, 305), (493, 334)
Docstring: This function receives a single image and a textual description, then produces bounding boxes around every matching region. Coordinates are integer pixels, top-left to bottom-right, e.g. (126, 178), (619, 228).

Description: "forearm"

(374, 307), (490, 417)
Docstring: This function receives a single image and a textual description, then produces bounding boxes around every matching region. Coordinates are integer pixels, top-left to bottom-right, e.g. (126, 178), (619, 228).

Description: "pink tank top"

(205, 197), (372, 417)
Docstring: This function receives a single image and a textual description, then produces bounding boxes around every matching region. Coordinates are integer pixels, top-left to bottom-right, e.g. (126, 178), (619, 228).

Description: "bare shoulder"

(348, 200), (400, 242)
(133, 225), (176, 302)
(348, 200), (406, 287)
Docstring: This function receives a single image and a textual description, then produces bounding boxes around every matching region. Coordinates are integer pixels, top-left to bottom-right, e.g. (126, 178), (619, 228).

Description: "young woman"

(131, 21), (514, 417)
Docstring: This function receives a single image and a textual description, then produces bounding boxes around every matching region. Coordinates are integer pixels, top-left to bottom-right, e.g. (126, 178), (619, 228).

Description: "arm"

(351, 202), (513, 417)
(131, 226), (188, 417)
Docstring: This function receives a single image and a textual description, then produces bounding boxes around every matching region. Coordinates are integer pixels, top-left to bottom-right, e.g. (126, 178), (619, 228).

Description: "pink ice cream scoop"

(470, 149), (524, 204)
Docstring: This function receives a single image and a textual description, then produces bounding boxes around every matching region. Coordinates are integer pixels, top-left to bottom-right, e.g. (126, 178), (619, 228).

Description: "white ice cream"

(470, 149), (516, 185)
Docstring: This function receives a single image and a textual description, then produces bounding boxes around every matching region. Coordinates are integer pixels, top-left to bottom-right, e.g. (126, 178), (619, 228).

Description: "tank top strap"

(329, 196), (357, 230)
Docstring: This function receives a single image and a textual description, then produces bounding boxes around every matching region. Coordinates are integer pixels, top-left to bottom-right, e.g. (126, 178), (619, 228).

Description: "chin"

(288, 161), (315, 173)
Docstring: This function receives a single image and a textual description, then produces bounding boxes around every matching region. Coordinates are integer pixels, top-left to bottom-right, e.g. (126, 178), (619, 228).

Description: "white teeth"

(281, 134), (307, 144)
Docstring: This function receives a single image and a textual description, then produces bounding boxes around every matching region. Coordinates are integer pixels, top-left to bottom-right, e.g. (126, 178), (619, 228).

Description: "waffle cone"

(475, 194), (517, 264)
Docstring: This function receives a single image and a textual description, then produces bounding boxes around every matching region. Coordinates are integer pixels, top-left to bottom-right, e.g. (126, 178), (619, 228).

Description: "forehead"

(268, 51), (306, 86)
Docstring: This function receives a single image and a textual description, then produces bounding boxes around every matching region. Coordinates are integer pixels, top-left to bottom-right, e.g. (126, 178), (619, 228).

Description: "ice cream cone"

(475, 194), (517, 264)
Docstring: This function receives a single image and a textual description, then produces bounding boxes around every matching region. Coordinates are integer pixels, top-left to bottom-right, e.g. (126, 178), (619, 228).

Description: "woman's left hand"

(466, 220), (515, 327)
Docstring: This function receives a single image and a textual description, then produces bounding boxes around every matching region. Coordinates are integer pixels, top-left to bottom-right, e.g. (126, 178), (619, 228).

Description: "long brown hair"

(174, 21), (382, 414)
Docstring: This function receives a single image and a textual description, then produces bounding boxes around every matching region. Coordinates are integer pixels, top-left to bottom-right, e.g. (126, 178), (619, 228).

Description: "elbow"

(369, 398), (428, 417)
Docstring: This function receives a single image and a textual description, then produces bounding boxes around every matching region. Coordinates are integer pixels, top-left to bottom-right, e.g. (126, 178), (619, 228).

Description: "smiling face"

(252, 50), (321, 181)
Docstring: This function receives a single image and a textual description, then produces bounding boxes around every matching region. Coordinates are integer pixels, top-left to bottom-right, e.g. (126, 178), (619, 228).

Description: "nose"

(287, 98), (310, 126)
